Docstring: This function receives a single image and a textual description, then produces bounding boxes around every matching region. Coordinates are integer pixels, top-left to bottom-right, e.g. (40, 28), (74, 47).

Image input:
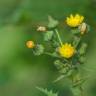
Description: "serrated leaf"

(73, 78), (86, 87)
(44, 31), (54, 41)
(54, 60), (67, 70)
(36, 87), (58, 96)
(52, 39), (59, 47)
(47, 16), (59, 29)
(54, 60), (72, 74)
(33, 44), (44, 56)
(54, 69), (73, 83)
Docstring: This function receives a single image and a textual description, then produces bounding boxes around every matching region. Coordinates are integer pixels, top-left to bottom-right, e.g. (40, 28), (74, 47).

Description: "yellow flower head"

(58, 43), (75, 58)
(66, 14), (84, 27)
(26, 40), (35, 48)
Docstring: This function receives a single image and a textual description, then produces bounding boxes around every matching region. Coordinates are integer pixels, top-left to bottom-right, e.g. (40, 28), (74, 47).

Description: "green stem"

(44, 52), (59, 58)
(55, 29), (63, 46)
(79, 86), (84, 96)
(70, 75), (84, 96)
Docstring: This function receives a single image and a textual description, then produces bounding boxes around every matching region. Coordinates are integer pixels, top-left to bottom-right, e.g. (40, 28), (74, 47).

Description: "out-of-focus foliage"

(37, 87), (58, 96)
(0, 0), (96, 96)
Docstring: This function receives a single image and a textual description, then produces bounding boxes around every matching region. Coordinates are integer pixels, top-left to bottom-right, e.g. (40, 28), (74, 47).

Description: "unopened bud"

(37, 26), (46, 32)
(26, 41), (35, 48)
(79, 23), (87, 35)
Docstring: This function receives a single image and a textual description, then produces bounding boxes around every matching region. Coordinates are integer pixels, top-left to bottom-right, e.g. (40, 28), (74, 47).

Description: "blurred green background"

(0, 0), (96, 96)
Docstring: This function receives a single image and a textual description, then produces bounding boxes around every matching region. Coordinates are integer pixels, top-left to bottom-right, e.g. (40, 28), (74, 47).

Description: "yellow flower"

(26, 40), (35, 48)
(58, 43), (75, 58)
(66, 14), (84, 27)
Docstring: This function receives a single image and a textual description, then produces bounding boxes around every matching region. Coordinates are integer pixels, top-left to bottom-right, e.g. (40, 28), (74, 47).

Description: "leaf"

(44, 31), (54, 41)
(71, 87), (81, 96)
(79, 56), (85, 64)
(78, 43), (87, 55)
(71, 29), (80, 35)
(54, 69), (74, 83)
(54, 60), (64, 69)
(54, 75), (66, 83)
(47, 16), (59, 29)
(72, 36), (81, 48)
(36, 87), (58, 96)
(73, 78), (86, 87)
(33, 44), (44, 56)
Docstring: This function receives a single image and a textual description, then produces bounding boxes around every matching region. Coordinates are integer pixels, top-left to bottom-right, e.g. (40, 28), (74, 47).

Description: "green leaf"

(44, 31), (54, 41)
(51, 39), (59, 47)
(36, 87), (58, 96)
(73, 78), (86, 87)
(54, 75), (66, 83)
(71, 29), (80, 35)
(79, 56), (85, 64)
(54, 60), (67, 70)
(54, 69), (73, 83)
(71, 87), (81, 96)
(72, 36), (81, 48)
(33, 44), (44, 56)
(54, 60), (73, 74)
(47, 16), (59, 29)
(54, 60), (63, 69)
(78, 43), (87, 55)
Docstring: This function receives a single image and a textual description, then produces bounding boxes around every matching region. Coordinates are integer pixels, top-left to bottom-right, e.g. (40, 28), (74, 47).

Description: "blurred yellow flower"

(58, 43), (75, 58)
(26, 40), (35, 48)
(66, 14), (84, 27)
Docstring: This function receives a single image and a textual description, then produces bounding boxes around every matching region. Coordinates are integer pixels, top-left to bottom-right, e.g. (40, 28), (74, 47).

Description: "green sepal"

(47, 16), (59, 29)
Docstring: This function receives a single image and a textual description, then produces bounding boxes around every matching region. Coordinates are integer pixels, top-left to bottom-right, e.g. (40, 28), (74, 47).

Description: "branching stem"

(55, 29), (63, 46)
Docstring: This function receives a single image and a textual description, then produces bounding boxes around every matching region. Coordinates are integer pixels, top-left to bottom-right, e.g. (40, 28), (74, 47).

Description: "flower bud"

(26, 41), (35, 48)
(79, 23), (87, 35)
(37, 26), (46, 32)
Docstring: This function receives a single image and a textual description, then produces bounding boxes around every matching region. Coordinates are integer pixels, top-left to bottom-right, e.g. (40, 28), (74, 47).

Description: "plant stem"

(44, 52), (59, 58)
(55, 29), (63, 46)
(70, 77), (84, 96)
